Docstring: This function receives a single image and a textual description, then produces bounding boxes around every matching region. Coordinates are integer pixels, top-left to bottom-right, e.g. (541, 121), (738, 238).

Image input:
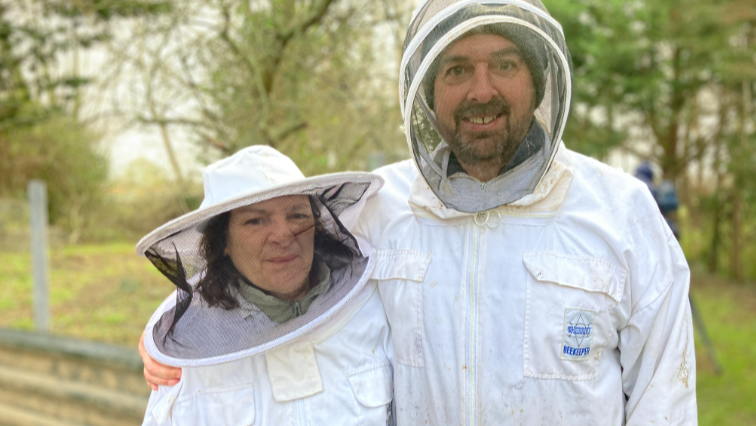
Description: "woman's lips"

(267, 254), (298, 264)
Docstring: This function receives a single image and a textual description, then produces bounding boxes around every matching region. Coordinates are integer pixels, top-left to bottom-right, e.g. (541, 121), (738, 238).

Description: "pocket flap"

(265, 340), (323, 402)
(522, 252), (626, 302)
(371, 249), (431, 282)
(348, 363), (393, 408)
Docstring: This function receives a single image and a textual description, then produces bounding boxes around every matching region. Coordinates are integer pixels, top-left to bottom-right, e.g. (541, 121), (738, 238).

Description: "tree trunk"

(730, 188), (742, 281)
(661, 46), (685, 182)
(707, 132), (723, 274)
(731, 79), (751, 282)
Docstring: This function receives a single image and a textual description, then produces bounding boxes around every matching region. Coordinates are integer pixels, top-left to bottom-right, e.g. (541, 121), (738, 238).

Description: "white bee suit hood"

(400, 0), (571, 212)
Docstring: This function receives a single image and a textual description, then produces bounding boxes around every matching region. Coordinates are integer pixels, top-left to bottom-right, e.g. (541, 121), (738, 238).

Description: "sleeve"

(619, 212), (697, 425)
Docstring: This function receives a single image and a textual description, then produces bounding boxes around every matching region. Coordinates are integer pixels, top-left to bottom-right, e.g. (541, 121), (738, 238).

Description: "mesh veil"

(141, 180), (377, 366)
(400, 0), (572, 212)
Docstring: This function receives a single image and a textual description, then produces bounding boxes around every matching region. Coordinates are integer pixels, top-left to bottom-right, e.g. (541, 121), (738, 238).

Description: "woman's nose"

(467, 66), (497, 104)
(268, 218), (296, 245)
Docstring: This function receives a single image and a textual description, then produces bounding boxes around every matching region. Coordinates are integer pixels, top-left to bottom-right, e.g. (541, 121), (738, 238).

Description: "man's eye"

(245, 218), (263, 225)
(290, 213), (311, 220)
(447, 65), (465, 76)
(497, 61), (515, 71)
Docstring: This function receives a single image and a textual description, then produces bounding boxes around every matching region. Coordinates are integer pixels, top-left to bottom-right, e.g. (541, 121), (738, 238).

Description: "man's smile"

(466, 115), (498, 125)
(461, 113), (505, 132)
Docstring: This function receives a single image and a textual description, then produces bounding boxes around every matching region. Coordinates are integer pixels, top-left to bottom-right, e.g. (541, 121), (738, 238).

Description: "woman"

(139, 146), (393, 425)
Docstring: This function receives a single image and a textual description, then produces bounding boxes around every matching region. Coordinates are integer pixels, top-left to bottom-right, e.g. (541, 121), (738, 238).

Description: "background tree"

(0, 0), (170, 242)
(546, 0), (756, 280)
(106, 0), (410, 176)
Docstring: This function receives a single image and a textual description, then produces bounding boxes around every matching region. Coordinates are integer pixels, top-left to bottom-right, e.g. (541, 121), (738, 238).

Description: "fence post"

(28, 180), (50, 332)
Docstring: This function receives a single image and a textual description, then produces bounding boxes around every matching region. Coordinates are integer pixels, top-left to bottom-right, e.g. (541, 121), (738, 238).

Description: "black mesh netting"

(144, 182), (371, 361)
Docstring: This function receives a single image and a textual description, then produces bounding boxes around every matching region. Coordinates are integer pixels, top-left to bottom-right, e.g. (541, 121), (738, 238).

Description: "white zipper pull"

(473, 210), (502, 229)
(474, 210), (489, 227)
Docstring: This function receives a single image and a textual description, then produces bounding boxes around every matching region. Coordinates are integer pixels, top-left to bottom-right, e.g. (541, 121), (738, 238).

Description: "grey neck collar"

(423, 121), (554, 213)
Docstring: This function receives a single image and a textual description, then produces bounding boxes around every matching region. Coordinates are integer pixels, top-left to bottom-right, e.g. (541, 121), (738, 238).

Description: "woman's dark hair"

(194, 196), (358, 309)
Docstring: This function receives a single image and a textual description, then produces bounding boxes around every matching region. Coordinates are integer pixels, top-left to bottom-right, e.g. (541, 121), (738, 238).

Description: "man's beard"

(437, 97), (531, 168)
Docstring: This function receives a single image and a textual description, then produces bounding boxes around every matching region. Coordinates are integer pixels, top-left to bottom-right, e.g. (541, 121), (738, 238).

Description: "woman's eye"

(245, 218), (263, 225)
(291, 213), (311, 220)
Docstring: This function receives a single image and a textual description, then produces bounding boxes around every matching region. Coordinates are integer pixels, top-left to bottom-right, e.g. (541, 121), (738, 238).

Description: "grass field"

(690, 275), (756, 425)
(1, 242), (754, 424)
(0, 243), (174, 345)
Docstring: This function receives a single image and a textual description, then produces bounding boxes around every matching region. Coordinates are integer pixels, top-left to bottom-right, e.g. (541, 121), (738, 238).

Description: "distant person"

(139, 146), (393, 425)
(633, 161), (658, 199)
(656, 179), (681, 239)
(634, 162), (680, 239)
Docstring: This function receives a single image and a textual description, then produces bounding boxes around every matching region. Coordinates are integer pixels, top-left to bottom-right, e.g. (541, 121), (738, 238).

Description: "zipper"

(414, 206), (552, 425)
(295, 398), (306, 426)
(466, 221), (481, 426)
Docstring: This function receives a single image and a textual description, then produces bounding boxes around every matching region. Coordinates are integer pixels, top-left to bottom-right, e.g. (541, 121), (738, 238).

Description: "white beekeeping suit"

(354, 0), (697, 424)
(139, 146), (394, 426)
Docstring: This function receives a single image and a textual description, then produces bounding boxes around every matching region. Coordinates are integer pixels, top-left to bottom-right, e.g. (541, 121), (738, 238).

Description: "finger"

(145, 360), (182, 380)
(140, 330), (182, 387)
(145, 367), (181, 387)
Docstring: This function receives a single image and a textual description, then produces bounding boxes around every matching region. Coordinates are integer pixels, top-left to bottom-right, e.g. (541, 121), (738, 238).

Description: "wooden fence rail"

(0, 328), (149, 426)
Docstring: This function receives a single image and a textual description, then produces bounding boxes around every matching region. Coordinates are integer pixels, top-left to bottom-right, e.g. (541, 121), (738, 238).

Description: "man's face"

(433, 34), (536, 168)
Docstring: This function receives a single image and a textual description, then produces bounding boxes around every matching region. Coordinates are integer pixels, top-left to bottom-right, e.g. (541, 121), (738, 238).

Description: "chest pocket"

(372, 249), (432, 367)
(522, 251), (626, 381)
(169, 382), (256, 426)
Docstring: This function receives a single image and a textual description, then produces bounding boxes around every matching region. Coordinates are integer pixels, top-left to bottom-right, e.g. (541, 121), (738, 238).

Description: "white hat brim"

(135, 172), (383, 257)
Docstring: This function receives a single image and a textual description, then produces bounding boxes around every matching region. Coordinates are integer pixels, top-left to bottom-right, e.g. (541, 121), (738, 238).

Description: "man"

(142, 1), (697, 424)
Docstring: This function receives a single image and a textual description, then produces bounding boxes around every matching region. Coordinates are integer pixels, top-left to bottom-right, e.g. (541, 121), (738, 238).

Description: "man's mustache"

(453, 97), (511, 126)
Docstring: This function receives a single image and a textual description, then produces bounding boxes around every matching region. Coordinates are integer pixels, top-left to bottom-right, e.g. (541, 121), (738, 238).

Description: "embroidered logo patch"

(560, 308), (596, 361)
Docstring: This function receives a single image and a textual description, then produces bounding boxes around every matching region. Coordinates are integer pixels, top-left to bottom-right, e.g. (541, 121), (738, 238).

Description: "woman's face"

(225, 195), (315, 301)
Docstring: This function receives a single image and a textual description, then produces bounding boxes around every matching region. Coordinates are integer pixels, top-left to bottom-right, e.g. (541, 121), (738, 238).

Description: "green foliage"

(0, 117), (108, 237)
(88, 158), (203, 241)
(546, 0), (756, 281)
(546, 0), (756, 173)
(0, 0), (168, 130)
(118, 0), (409, 174)
(0, 0), (174, 242)
(45, 0), (172, 20)
(546, 0), (628, 159)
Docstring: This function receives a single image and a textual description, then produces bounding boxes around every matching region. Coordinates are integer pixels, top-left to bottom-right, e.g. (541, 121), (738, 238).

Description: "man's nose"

(467, 65), (497, 104)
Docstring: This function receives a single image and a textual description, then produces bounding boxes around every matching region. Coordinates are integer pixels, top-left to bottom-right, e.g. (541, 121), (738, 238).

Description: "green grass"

(691, 276), (756, 425)
(0, 242), (174, 345)
(0, 244), (754, 423)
